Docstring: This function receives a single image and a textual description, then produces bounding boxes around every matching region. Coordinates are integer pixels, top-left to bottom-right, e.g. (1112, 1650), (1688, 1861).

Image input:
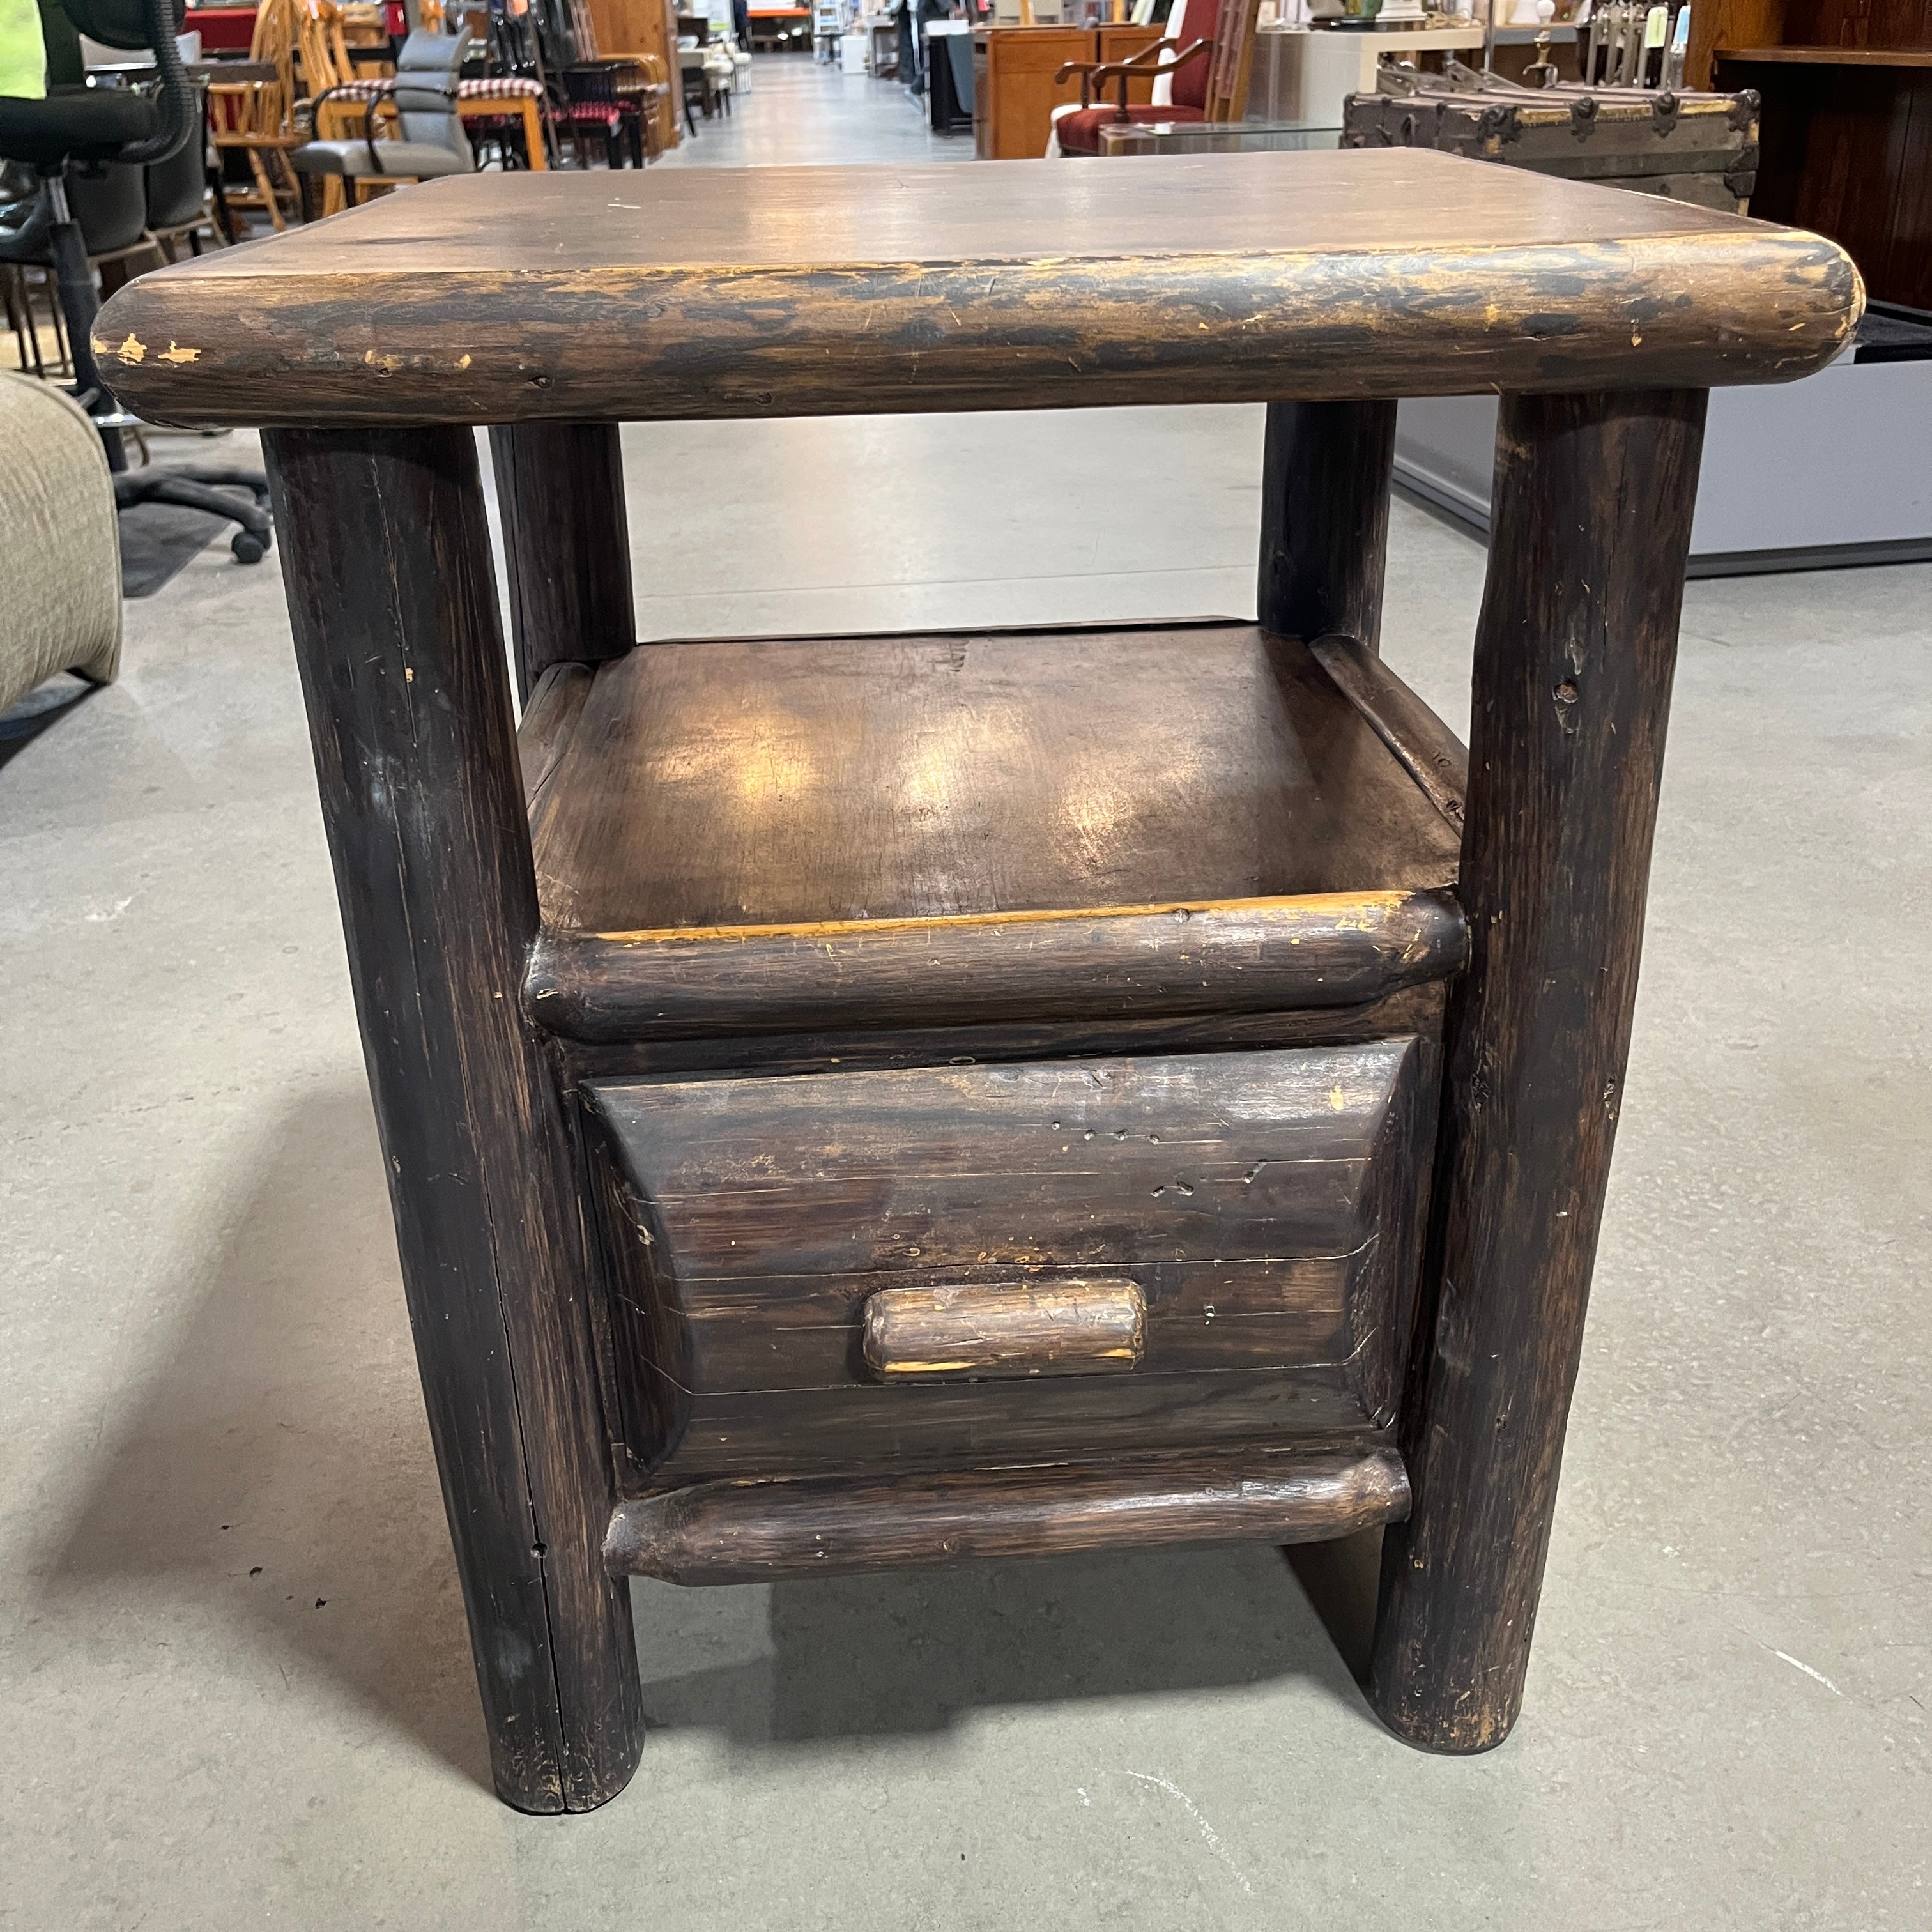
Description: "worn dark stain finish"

(489, 423), (636, 702)
(604, 1445), (1413, 1585)
(581, 1041), (1435, 1487)
(531, 891), (1467, 1043)
(262, 427), (644, 1814)
(1367, 388), (1708, 1753)
(1258, 401), (1399, 654)
(185, 148), (1805, 1810)
(1307, 632), (1469, 834)
(547, 981), (1450, 1087)
(526, 624), (1462, 937)
(93, 153), (1859, 429)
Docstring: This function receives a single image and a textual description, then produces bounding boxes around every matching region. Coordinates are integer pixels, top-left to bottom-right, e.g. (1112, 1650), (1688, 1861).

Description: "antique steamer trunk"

(1343, 77), (1761, 210)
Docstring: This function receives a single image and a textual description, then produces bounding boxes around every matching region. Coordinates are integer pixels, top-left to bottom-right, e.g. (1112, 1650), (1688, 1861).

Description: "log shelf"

(94, 151), (1859, 1813)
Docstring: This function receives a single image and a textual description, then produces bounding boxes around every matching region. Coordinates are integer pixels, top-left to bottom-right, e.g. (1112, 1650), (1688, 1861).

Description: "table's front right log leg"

(264, 426), (643, 1813)
(1368, 388), (1709, 1753)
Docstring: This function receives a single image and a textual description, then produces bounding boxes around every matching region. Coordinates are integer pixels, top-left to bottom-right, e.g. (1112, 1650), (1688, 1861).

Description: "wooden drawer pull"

(861, 1279), (1146, 1382)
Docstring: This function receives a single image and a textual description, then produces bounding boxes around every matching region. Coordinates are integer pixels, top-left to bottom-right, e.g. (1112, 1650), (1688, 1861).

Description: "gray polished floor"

(3, 58), (1929, 1932)
(657, 47), (974, 168)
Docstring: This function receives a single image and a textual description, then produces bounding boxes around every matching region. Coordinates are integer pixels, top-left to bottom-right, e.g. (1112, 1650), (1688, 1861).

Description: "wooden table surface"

(95, 148), (1861, 427)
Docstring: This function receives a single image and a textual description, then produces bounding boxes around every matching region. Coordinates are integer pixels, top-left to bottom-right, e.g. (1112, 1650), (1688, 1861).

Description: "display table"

(95, 153), (1859, 1814)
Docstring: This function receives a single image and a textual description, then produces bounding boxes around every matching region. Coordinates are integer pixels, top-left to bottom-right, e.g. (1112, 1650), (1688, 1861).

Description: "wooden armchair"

(1051, 0), (1260, 155)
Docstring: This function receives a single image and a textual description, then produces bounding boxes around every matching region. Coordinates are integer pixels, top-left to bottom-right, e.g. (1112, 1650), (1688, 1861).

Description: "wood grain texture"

(1307, 632), (1469, 836)
(528, 623), (1463, 930)
(262, 427), (643, 1814)
(1367, 388), (1708, 1754)
(1257, 401), (1399, 654)
(604, 1445), (1412, 1584)
(92, 152), (1860, 429)
(1726, 57), (1932, 308)
(489, 422), (636, 703)
(583, 1041), (1433, 1484)
(519, 661), (595, 811)
(861, 1279), (1147, 1380)
(531, 891), (1468, 1043)
(553, 979), (1450, 1085)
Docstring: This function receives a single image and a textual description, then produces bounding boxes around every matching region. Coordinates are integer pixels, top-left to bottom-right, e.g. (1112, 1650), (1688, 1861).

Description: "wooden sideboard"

(973, 23), (1163, 158)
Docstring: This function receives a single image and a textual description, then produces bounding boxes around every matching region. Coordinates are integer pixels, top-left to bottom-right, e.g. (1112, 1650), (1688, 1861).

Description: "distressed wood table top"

(96, 150), (1859, 427)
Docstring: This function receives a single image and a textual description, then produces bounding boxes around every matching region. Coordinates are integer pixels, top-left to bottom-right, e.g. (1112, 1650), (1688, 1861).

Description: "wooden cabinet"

(1690, 0), (1932, 307)
(973, 23), (1163, 158)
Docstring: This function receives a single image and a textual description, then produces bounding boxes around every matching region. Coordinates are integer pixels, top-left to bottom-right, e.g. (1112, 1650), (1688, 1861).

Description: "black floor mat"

(118, 491), (254, 599)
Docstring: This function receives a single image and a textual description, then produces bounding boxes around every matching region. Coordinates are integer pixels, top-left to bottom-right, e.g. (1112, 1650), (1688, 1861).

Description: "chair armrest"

(1054, 38), (1209, 114)
(307, 84), (385, 171)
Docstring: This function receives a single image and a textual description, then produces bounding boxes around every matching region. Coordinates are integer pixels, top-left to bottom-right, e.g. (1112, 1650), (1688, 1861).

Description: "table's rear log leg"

(264, 426), (644, 1813)
(489, 422), (636, 703)
(1257, 399), (1398, 651)
(1368, 388), (1708, 1752)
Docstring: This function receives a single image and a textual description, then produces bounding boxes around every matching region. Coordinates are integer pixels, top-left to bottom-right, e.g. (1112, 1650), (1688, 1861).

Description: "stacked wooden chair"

(206, 0), (303, 229)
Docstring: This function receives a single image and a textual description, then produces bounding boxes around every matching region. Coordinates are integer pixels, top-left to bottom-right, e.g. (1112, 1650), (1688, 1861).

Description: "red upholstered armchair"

(1050, 0), (1230, 157)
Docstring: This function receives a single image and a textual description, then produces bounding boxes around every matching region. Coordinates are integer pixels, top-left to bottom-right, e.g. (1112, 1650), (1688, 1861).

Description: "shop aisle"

(657, 50), (974, 168)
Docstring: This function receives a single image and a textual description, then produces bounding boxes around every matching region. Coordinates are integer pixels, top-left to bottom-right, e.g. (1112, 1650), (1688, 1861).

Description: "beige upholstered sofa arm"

(1, 371), (121, 717)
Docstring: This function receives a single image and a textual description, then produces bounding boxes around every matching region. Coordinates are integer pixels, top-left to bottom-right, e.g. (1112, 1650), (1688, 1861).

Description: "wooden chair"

(206, 0), (303, 229)
(291, 26), (477, 214)
(555, 65), (641, 169)
(1050, 0), (1260, 155)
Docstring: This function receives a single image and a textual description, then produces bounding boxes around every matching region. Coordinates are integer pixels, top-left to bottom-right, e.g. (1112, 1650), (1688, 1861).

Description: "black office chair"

(0, 0), (272, 563)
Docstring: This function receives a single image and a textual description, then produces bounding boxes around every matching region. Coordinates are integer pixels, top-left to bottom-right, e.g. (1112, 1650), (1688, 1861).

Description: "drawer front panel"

(586, 1041), (1434, 1483)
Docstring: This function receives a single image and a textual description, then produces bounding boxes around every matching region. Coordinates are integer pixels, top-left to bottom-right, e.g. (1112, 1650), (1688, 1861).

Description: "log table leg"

(1257, 399), (1399, 651)
(1368, 388), (1709, 1752)
(263, 426), (644, 1813)
(489, 422), (636, 703)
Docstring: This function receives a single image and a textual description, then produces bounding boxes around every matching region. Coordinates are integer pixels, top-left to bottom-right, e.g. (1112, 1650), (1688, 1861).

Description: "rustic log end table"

(97, 152), (1859, 1813)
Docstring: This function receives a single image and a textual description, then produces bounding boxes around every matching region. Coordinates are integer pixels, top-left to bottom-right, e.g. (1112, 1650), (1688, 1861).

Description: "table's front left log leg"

(1257, 399), (1399, 652)
(264, 425), (643, 1814)
(1368, 387), (1709, 1754)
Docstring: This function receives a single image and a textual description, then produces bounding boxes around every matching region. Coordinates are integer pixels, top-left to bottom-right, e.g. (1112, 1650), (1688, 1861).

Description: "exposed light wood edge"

(861, 1280), (1148, 1382)
(604, 1446), (1411, 1584)
(1717, 43), (1932, 66)
(93, 229), (1860, 429)
(526, 889), (1471, 1043)
(518, 661), (595, 811)
(1306, 632), (1469, 834)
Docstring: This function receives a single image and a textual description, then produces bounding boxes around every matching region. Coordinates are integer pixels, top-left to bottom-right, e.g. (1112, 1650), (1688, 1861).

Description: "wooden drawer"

(585, 1041), (1435, 1487)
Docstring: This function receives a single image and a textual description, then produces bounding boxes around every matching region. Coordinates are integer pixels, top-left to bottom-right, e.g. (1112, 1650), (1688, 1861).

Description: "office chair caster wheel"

(233, 530), (268, 564)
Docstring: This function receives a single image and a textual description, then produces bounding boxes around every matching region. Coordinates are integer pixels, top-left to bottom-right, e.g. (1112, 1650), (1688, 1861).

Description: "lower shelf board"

(602, 1444), (1409, 1585)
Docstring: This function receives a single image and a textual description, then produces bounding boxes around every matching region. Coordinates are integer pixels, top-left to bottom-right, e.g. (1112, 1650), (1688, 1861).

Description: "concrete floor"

(4, 55), (1931, 1932)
